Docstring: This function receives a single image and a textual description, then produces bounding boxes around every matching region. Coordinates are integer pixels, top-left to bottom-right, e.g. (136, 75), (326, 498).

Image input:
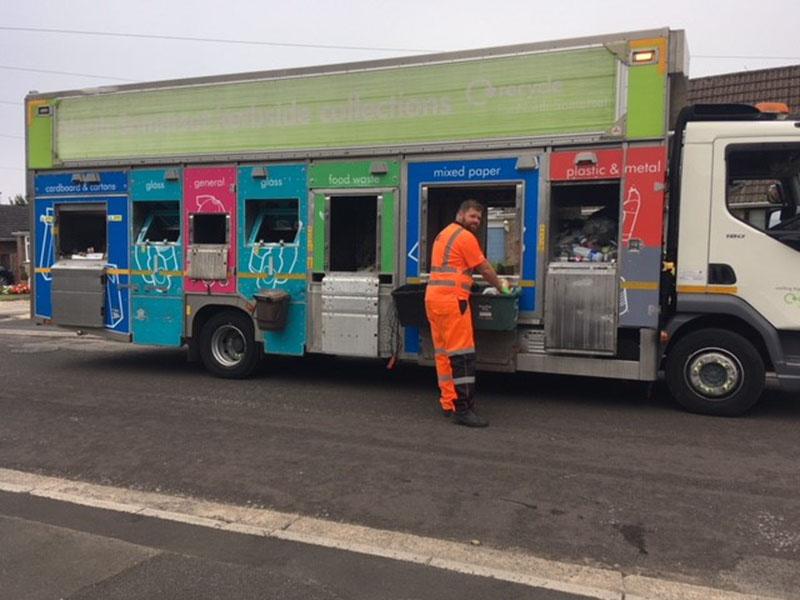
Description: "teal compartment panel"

(131, 242), (184, 298)
(239, 164), (308, 356)
(130, 168), (182, 201)
(132, 296), (184, 346)
(130, 168), (183, 307)
(260, 299), (306, 356)
(238, 164), (307, 199)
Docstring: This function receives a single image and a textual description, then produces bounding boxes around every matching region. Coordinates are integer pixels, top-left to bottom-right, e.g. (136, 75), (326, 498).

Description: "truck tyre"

(199, 310), (259, 379)
(665, 328), (765, 416)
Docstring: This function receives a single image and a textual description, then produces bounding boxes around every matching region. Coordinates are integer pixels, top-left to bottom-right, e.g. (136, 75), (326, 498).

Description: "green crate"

(471, 289), (520, 331)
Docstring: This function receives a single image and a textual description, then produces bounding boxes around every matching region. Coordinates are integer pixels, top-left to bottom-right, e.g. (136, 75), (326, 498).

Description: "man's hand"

(499, 278), (512, 295)
(475, 261), (510, 295)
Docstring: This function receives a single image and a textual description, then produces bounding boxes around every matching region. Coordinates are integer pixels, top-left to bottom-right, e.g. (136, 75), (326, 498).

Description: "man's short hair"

(457, 199), (484, 214)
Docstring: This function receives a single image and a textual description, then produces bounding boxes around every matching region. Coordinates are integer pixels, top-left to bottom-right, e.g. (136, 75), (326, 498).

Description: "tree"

(11, 194), (27, 206)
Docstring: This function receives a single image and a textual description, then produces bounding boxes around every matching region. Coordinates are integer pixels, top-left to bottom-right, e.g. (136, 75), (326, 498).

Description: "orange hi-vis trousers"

(425, 297), (477, 413)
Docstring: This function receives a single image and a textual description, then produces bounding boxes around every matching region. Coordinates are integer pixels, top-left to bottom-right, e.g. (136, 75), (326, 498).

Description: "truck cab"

(664, 104), (800, 414)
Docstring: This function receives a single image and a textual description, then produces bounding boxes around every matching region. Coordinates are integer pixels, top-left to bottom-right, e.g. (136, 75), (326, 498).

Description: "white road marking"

(0, 468), (780, 600)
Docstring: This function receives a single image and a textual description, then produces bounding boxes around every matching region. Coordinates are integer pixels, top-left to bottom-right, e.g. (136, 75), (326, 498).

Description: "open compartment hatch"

(246, 199), (300, 246)
(549, 182), (620, 263)
(423, 185), (519, 275)
(57, 203), (107, 259)
(329, 195), (377, 272)
(51, 202), (108, 328)
(134, 201), (180, 244)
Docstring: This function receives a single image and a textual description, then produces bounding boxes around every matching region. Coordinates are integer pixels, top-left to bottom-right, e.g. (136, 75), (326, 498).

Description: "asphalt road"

(0, 311), (799, 598)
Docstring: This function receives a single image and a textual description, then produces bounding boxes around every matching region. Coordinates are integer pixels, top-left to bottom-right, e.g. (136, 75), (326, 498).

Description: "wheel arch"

(186, 297), (256, 340)
(665, 294), (782, 371)
(664, 313), (773, 371)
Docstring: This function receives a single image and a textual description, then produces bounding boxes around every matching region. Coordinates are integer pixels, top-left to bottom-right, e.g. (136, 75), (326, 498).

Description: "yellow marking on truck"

(34, 268), (51, 274)
(622, 281), (659, 291)
(129, 270), (184, 277)
(405, 277), (534, 289)
(105, 268), (130, 276)
(538, 224), (546, 253)
(677, 285), (738, 295)
(238, 273), (306, 280)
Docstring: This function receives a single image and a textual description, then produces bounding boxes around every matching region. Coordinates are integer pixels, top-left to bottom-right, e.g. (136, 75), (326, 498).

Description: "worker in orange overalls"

(425, 199), (510, 427)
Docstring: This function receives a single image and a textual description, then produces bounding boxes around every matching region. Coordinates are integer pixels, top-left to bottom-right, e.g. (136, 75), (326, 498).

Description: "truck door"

(308, 161), (398, 357)
(707, 140), (800, 329)
(238, 164), (308, 356)
(34, 171), (130, 336)
(130, 168), (183, 346)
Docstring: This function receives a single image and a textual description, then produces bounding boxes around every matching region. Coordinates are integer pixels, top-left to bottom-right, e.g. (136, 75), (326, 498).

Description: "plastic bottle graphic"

(622, 185), (641, 244)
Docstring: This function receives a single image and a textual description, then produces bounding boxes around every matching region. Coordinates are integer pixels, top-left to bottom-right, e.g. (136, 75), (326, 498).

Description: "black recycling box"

(391, 283), (428, 327)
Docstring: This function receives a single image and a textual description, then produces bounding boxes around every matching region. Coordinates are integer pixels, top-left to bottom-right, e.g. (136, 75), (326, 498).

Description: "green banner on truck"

(46, 47), (623, 163)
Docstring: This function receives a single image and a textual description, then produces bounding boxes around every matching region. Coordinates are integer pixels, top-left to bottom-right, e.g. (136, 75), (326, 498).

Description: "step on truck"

(26, 28), (800, 415)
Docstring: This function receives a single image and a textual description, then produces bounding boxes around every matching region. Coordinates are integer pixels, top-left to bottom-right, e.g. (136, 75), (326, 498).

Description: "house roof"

(0, 205), (29, 241)
(688, 64), (800, 117)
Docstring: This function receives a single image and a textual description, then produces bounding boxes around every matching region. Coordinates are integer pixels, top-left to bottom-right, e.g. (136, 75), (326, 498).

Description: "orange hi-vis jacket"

(426, 222), (486, 301)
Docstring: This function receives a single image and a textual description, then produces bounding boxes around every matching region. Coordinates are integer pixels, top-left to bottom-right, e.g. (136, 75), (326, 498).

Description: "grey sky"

(1, 0), (799, 202)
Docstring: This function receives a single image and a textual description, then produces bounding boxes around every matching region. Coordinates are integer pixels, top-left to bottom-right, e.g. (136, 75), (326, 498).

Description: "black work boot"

(453, 409), (489, 428)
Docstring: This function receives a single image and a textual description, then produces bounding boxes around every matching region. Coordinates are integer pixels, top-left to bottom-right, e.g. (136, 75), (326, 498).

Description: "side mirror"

(767, 208), (782, 229)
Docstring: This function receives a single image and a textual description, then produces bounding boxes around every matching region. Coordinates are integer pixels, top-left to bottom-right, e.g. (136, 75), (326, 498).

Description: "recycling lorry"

(25, 28), (800, 415)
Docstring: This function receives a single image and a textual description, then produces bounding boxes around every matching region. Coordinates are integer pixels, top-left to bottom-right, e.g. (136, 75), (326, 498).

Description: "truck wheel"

(665, 328), (765, 416)
(199, 310), (259, 379)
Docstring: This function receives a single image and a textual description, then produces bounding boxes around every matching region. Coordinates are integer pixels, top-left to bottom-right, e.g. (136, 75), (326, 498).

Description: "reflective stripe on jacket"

(426, 222), (486, 301)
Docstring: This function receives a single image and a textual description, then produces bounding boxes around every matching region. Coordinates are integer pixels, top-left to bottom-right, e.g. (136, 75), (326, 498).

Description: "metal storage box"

(188, 245), (228, 280)
(254, 290), (290, 331)
(51, 259), (106, 327)
(544, 263), (618, 355)
(321, 273), (379, 356)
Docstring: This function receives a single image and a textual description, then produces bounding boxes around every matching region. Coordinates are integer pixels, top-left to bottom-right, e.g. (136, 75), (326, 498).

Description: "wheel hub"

(686, 350), (743, 399)
(210, 325), (246, 367)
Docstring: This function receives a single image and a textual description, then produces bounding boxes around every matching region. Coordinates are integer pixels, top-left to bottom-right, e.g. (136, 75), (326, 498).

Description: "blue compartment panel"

(404, 158), (540, 355)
